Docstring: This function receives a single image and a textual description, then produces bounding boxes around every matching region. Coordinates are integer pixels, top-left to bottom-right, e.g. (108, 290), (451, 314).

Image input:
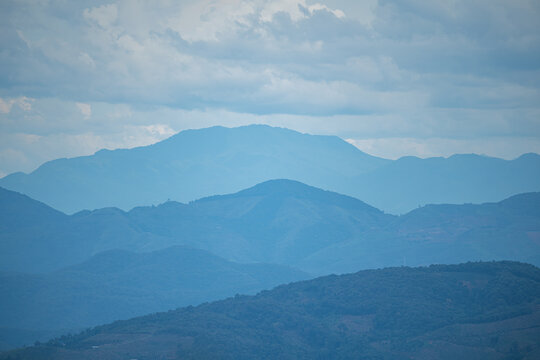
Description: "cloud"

(83, 4), (118, 28)
(0, 97), (33, 113)
(0, 99), (14, 114)
(0, 0), (539, 174)
(76, 102), (92, 119)
(0, 122), (180, 176)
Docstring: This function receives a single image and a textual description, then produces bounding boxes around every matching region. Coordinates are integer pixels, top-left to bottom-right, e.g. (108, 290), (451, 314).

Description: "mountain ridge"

(1, 181), (539, 274)
(3, 261), (539, 360)
(2, 182), (539, 351)
(2, 125), (538, 214)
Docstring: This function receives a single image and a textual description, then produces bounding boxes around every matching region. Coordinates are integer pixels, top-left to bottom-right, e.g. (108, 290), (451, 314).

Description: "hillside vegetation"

(3, 261), (539, 359)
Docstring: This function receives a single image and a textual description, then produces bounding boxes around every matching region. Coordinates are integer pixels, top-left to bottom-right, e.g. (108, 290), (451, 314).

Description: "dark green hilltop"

(3, 261), (539, 360)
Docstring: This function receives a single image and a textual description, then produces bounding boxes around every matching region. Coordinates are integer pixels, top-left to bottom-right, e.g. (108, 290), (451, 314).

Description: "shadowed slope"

(1, 185), (539, 275)
(0, 180), (392, 273)
(300, 192), (540, 274)
(0, 246), (308, 350)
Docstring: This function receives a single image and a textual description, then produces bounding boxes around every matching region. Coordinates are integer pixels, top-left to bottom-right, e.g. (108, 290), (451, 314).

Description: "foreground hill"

(1, 125), (539, 214)
(0, 247), (307, 350)
(4, 261), (539, 360)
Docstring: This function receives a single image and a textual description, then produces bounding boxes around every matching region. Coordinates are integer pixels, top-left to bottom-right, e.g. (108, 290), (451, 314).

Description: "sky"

(1, 0), (540, 177)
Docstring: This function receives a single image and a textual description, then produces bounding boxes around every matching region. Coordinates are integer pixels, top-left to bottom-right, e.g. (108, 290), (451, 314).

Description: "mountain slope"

(0, 246), (308, 350)
(0, 180), (393, 273)
(0, 188), (87, 273)
(1, 125), (538, 214)
(0, 187), (66, 231)
(356, 153), (540, 213)
(2, 184), (539, 275)
(4, 261), (539, 360)
(0, 125), (388, 213)
(0, 187), (170, 273)
(130, 179), (392, 265)
(300, 192), (540, 274)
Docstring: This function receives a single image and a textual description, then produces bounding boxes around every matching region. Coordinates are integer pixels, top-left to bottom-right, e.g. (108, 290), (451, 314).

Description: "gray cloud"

(0, 0), (539, 175)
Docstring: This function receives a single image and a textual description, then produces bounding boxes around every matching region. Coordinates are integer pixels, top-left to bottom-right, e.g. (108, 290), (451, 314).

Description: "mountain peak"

(194, 178), (386, 220)
(237, 179), (325, 196)
(0, 125), (538, 214)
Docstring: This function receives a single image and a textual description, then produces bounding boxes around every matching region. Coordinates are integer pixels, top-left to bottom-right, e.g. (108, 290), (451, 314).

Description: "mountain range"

(4, 261), (539, 360)
(2, 181), (539, 275)
(1, 179), (539, 350)
(1, 125), (539, 214)
(0, 180), (390, 273)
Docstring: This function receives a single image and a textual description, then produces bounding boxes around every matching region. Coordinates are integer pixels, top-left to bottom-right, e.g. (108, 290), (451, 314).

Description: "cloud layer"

(1, 0), (539, 175)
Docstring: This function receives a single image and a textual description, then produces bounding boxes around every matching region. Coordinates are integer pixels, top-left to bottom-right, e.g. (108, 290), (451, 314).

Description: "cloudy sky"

(1, 0), (540, 176)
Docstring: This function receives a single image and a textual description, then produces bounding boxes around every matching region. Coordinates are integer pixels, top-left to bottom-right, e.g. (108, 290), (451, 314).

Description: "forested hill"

(4, 261), (540, 360)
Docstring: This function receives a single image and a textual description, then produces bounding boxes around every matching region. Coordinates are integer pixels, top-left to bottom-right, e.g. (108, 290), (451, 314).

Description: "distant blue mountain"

(0, 125), (387, 213)
(2, 125), (537, 214)
(300, 192), (540, 274)
(1, 181), (539, 276)
(356, 153), (540, 213)
(0, 180), (390, 273)
(2, 181), (539, 351)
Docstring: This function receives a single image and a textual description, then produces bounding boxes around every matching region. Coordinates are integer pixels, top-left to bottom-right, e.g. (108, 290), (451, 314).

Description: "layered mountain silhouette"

(0, 180), (390, 273)
(1, 125), (539, 214)
(4, 261), (539, 360)
(0, 247), (307, 350)
(300, 191), (540, 274)
(2, 181), (539, 350)
(2, 181), (539, 275)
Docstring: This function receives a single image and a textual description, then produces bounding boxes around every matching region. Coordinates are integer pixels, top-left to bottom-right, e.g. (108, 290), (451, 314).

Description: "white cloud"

(17, 98), (33, 112)
(318, 0), (377, 27)
(16, 29), (32, 49)
(142, 124), (176, 137)
(0, 125), (178, 176)
(0, 99), (14, 114)
(0, 97), (33, 114)
(0, 0), (539, 174)
(306, 3), (345, 18)
(169, 0), (256, 42)
(76, 102), (92, 119)
(78, 52), (96, 69)
(83, 4), (118, 28)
